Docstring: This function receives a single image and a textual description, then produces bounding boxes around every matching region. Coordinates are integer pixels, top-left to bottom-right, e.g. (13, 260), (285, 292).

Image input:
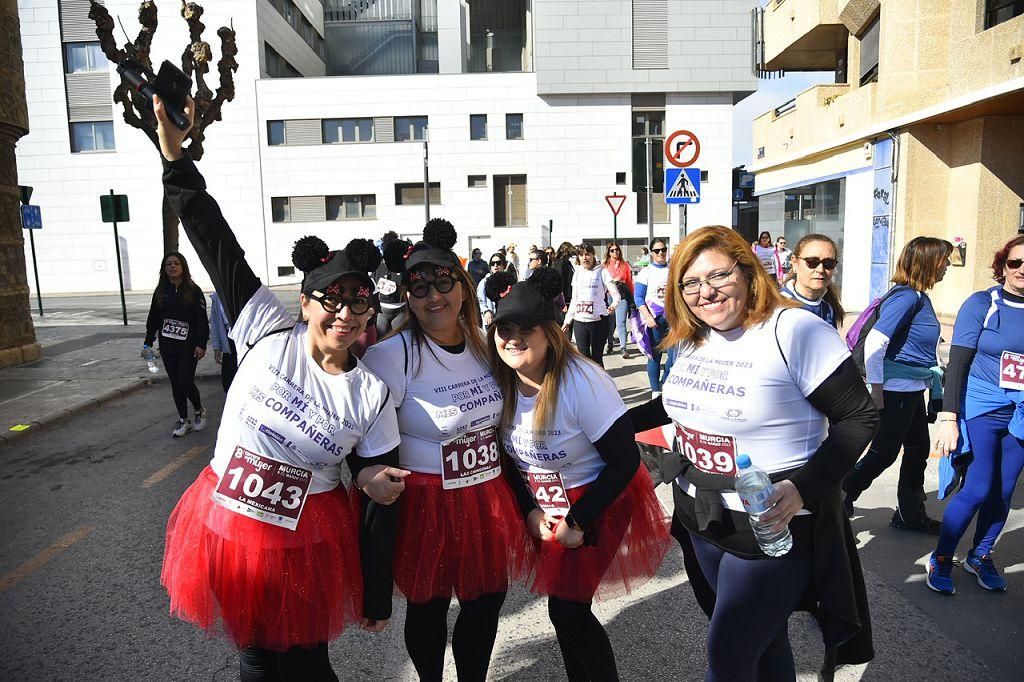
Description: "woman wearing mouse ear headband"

(154, 94), (407, 680)
(361, 219), (532, 682)
(486, 267), (670, 682)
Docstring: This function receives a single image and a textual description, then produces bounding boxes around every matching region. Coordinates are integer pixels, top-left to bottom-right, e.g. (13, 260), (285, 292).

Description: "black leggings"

(690, 533), (811, 682)
(162, 352), (202, 419)
(548, 597), (619, 682)
(403, 592), (506, 682)
(573, 317), (610, 367)
(844, 390), (930, 516)
(376, 306), (406, 338)
(238, 643), (337, 681)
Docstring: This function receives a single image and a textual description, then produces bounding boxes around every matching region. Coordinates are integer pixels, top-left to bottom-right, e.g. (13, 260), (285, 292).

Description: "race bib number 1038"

(441, 426), (502, 490)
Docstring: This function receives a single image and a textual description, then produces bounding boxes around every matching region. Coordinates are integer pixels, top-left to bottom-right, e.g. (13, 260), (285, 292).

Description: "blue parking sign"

(20, 205), (42, 229)
(664, 168), (701, 204)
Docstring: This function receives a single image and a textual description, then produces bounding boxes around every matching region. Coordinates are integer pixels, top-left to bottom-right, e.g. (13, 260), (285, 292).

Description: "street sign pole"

(28, 227), (43, 317)
(423, 129), (430, 223)
(645, 137), (654, 245)
(548, 219), (553, 246)
(110, 189), (128, 326)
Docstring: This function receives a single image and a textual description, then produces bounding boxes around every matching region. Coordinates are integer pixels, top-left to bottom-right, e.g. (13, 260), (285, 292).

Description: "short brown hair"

(662, 226), (796, 348)
(991, 235), (1024, 284)
(891, 237), (953, 292)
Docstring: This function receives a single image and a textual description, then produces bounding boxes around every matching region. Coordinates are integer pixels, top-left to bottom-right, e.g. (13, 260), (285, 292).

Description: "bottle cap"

(736, 454), (752, 469)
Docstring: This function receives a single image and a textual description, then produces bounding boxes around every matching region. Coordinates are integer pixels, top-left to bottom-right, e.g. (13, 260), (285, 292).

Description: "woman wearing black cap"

(154, 96), (407, 680)
(361, 220), (532, 682)
(373, 234), (413, 338)
(484, 268), (671, 682)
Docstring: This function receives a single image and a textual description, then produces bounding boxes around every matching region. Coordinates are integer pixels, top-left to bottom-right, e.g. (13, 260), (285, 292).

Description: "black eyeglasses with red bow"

(308, 291), (371, 315)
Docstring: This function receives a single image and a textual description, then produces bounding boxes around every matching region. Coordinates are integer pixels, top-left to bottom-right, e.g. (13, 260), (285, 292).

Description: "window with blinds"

(327, 195), (377, 220)
(395, 183), (441, 206)
(632, 0), (668, 69)
(493, 175), (527, 227)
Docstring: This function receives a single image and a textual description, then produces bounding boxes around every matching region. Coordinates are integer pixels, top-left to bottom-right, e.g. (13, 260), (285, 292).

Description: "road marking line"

(0, 526), (94, 594)
(142, 445), (207, 489)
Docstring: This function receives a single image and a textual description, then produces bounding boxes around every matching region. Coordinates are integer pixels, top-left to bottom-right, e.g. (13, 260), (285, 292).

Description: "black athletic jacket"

(144, 283), (209, 355)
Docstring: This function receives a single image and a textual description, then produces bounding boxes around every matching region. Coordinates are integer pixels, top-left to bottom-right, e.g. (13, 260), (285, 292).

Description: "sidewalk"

(0, 322), (221, 447)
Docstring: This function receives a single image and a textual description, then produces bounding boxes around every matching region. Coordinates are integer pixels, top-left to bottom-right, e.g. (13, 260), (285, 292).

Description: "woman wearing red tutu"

(361, 222), (532, 681)
(483, 268), (671, 681)
(153, 97), (407, 680)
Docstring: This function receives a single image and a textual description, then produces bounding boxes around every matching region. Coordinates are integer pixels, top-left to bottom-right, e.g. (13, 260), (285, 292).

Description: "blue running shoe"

(926, 554), (955, 595)
(964, 550), (1007, 592)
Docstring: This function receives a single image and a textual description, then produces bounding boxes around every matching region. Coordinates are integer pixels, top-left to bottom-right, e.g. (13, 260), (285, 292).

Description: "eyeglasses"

(678, 264), (739, 296)
(308, 291), (371, 315)
(408, 275), (457, 298)
(796, 256), (839, 270)
(1006, 258), (1024, 270)
(651, 247), (668, 255)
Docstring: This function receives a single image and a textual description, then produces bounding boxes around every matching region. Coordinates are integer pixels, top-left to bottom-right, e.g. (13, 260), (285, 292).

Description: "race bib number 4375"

(161, 318), (189, 341)
(441, 426), (502, 490)
(211, 446), (312, 530)
(1000, 351), (1024, 391)
(675, 424), (738, 476)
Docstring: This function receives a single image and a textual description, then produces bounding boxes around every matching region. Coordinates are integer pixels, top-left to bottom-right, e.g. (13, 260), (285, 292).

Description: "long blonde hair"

(662, 225), (796, 349)
(390, 264), (489, 373)
(488, 320), (588, 434)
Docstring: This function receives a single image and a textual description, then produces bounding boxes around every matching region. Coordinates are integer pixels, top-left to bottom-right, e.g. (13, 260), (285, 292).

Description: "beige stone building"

(750, 0), (1024, 316)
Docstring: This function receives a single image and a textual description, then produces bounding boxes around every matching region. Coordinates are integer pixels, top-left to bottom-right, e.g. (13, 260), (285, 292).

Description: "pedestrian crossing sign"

(665, 168), (700, 204)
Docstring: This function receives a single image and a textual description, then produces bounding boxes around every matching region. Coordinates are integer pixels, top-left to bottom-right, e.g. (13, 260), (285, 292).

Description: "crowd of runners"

(142, 96), (1022, 680)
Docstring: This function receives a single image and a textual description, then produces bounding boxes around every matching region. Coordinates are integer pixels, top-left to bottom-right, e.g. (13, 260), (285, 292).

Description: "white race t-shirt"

(361, 330), (503, 474)
(211, 286), (401, 494)
(661, 307), (849, 511)
(565, 266), (620, 324)
(502, 359), (626, 489)
(635, 264), (670, 313)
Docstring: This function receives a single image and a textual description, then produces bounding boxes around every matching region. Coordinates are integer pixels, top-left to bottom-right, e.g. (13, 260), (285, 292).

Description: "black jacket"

(144, 283), (209, 354)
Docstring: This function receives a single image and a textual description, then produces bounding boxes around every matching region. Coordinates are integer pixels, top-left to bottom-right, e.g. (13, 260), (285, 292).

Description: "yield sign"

(605, 193), (626, 216)
(664, 130), (700, 168)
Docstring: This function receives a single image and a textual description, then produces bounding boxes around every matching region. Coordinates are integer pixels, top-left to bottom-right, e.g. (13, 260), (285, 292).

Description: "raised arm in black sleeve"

(941, 345), (976, 415)
(788, 358), (880, 504)
(627, 396), (670, 433)
(568, 414), (641, 528)
(162, 154), (261, 323)
(347, 445), (399, 621)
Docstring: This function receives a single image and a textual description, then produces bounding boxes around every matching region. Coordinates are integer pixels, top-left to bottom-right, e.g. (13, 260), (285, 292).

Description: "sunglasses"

(1006, 258), (1024, 270)
(651, 247), (668, 255)
(308, 291), (371, 315)
(408, 275), (457, 298)
(796, 256), (839, 270)
(490, 260), (505, 267)
(609, 248), (620, 253)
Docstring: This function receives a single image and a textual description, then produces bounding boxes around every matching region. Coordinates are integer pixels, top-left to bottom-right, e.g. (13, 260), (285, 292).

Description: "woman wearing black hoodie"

(144, 251), (210, 437)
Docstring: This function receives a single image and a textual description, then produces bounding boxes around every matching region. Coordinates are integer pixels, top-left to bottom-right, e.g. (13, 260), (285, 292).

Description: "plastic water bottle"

(143, 345), (159, 374)
(734, 454), (792, 557)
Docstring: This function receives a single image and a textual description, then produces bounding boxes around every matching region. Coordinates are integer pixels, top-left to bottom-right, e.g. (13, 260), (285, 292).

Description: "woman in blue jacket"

(927, 235), (1024, 593)
(843, 237), (953, 532)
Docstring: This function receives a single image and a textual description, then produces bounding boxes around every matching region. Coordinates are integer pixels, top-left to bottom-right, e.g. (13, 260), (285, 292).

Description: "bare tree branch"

(88, 1), (126, 65)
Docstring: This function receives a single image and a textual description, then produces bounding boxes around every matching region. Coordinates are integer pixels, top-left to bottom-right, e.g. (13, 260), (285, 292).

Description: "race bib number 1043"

(211, 446), (313, 531)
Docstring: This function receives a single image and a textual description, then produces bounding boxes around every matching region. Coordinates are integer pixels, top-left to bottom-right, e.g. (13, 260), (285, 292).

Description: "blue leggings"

(647, 314), (676, 391)
(690, 533), (810, 682)
(936, 406), (1024, 557)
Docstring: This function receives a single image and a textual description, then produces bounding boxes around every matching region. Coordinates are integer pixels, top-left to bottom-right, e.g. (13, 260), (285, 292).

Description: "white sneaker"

(172, 418), (192, 438)
(194, 407), (208, 432)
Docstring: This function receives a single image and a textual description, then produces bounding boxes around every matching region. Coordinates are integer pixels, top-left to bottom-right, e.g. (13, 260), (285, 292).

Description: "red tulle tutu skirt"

(393, 472), (534, 604)
(529, 467), (671, 603)
(160, 466), (363, 651)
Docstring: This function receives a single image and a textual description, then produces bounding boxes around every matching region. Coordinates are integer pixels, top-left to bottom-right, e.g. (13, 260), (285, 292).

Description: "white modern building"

(17, 0), (755, 294)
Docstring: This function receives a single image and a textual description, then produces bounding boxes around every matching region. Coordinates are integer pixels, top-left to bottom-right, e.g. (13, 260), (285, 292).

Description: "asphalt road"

(0, 347), (1021, 680)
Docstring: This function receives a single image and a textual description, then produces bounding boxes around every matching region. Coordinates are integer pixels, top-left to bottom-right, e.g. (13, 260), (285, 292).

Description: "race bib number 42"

(675, 424), (738, 476)
(211, 446), (313, 530)
(524, 470), (570, 516)
(1000, 351), (1024, 391)
(161, 318), (189, 341)
(441, 426), (502, 490)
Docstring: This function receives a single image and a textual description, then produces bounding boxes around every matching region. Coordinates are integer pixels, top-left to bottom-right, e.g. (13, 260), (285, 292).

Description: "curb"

(0, 378), (152, 448)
